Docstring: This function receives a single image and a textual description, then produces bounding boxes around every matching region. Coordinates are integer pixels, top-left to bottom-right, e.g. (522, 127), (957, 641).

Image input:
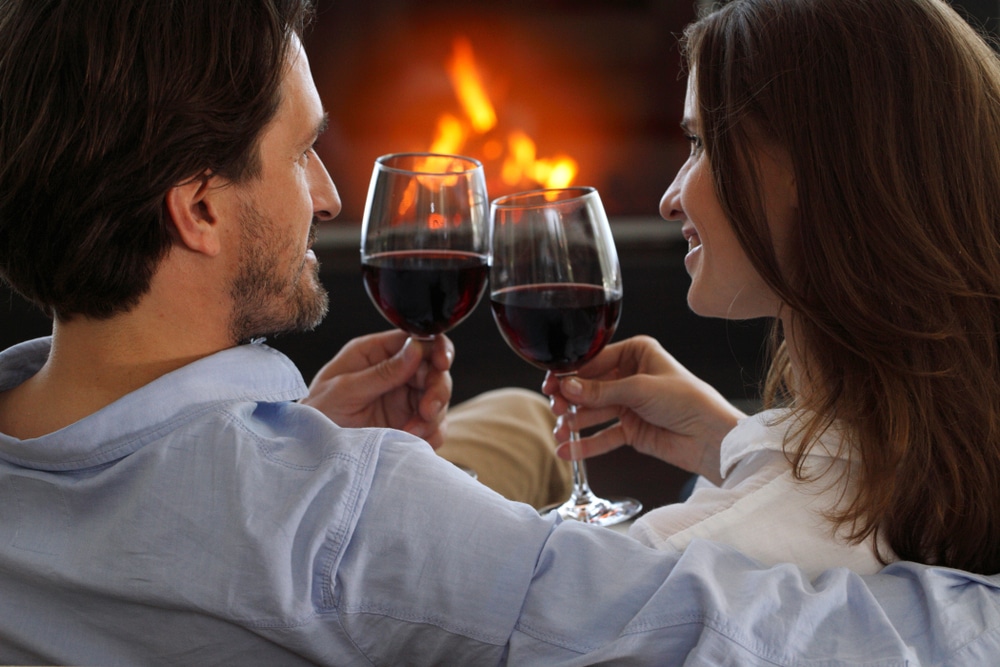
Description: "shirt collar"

(0, 337), (308, 469)
(720, 408), (850, 477)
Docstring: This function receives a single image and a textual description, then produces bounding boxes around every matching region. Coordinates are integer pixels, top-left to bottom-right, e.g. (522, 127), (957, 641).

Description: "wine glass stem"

(566, 403), (598, 505)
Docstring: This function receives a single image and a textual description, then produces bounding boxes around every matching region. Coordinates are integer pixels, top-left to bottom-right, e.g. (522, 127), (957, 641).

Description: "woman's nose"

(660, 175), (683, 221)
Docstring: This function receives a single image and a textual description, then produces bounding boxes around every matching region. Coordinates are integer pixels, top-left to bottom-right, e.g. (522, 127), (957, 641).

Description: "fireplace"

(304, 0), (699, 223)
(304, 0), (999, 227)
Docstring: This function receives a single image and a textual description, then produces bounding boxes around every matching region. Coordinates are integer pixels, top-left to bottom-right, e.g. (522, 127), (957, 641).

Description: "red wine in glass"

(490, 283), (622, 374)
(363, 249), (488, 339)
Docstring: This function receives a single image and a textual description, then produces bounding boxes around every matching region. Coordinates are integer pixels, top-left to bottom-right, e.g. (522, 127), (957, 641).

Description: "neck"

(779, 311), (817, 405)
(0, 277), (236, 439)
(50, 315), (224, 394)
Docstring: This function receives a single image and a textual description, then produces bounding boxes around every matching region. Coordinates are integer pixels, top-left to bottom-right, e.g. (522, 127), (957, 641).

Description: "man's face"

(225, 37), (341, 343)
(228, 197), (329, 342)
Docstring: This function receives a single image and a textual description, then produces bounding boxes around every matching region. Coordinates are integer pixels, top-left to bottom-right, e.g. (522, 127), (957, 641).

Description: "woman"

(545, 0), (1000, 576)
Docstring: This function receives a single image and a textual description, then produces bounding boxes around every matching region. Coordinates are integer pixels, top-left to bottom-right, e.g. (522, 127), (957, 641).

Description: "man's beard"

(228, 202), (329, 344)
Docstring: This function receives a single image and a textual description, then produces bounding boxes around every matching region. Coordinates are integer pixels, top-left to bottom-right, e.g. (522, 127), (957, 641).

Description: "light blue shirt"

(1, 337), (999, 665)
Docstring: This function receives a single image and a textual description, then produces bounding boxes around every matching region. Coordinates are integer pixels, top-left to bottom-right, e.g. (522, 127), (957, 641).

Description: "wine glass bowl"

(490, 283), (622, 375)
(489, 186), (641, 526)
(361, 153), (490, 340)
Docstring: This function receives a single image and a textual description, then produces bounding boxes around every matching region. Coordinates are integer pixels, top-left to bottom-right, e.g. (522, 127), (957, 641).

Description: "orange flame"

(430, 37), (578, 191)
(429, 114), (467, 156)
(448, 37), (497, 134)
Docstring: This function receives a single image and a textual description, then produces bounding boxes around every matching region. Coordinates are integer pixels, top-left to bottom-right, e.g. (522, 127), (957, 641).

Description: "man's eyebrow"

(303, 113), (329, 149)
(315, 113), (330, 139)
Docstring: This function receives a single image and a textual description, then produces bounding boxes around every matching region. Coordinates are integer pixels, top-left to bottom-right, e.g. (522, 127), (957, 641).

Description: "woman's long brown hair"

(686, 0), (1000, 573)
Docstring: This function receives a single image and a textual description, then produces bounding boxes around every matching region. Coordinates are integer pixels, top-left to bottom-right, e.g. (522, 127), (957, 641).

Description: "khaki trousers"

(437, 388), (572, 509)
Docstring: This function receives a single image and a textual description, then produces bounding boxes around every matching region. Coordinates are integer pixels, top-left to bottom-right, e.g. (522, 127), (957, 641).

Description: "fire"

(448, 38), (497, 135)
(431, 37), (578, 191)
(503, 131), (577, 190)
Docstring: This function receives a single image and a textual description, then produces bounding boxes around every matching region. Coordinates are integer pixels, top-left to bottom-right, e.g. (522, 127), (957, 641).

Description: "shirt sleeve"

(329, 432), (1000, 665)
(510, 534), (1000, 666)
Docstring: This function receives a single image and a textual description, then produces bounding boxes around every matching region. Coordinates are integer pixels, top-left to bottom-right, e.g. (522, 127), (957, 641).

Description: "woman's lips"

(682, 225), (701, 254)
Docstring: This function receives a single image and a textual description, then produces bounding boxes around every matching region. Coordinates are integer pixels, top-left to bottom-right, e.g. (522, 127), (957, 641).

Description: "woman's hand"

(301, 330), (454, 448)
(542, 335), (743, 484)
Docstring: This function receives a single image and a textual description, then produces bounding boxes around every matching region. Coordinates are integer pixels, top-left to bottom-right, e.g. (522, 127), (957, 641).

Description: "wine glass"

(361, 152), (489, 341)
(362, 153), (488, 479)
(489, 186), (642, 526)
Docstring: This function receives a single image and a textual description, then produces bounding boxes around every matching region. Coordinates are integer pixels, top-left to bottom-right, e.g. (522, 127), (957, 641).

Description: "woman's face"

(660, 74), (796, 320)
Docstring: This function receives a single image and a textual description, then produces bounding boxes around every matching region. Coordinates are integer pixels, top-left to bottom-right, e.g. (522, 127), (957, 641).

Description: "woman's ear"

(165, 173), (223, 257)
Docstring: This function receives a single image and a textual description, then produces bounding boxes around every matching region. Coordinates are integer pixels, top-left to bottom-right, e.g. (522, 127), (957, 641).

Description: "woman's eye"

(684, 133), (703, 156)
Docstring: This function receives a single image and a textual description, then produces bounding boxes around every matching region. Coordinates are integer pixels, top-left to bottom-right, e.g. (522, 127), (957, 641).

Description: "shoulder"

(629, 448), (883, 575)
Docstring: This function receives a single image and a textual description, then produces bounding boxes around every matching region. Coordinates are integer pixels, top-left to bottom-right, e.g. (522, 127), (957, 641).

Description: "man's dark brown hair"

(0, 0), (314, 319)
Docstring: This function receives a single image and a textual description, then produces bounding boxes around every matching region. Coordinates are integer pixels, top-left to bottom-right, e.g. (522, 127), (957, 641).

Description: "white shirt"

(629, 408), (893, 577)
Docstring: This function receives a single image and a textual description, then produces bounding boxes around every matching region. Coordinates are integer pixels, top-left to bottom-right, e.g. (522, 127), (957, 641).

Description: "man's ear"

(165, 173), (224, 257)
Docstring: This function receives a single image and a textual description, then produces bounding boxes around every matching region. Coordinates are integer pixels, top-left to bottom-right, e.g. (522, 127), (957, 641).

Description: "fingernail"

(563, 377), (583, 396)
(555, 443), (571, 460)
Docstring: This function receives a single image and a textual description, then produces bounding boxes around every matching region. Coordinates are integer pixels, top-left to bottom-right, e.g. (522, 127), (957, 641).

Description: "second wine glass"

(361, 153), (490, 340)
(489, 186), (642, 526)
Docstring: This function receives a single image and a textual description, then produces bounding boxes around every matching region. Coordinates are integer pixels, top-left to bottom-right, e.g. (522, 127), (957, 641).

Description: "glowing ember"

(431, 37), (578, 191)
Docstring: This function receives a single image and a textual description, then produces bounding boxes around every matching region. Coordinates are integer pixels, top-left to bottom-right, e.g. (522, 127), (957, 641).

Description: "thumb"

(560, 376), (604, 407)
(356, 337), (423, 398)
(561, 374), (636, 410)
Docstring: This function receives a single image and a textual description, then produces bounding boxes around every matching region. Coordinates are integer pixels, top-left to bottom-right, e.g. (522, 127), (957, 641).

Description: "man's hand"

(301, 330), (454, 448)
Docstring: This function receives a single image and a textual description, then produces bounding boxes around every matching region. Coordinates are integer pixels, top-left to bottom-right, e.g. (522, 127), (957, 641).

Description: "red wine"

(490, 283), (622, 373)
(362, 250), (488, 337)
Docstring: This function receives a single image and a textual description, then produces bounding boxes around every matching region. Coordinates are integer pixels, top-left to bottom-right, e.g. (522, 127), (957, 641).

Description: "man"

(0, 1), (997, 664)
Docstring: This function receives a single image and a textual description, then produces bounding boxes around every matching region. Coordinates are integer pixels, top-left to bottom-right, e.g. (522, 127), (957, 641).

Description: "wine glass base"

(540, 496), (642, 527)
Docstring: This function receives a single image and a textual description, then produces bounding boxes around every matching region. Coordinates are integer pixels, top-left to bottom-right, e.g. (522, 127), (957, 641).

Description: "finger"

(561, 374), (657, 413)
(572, 341), (631, 380)
(547, 388), (571, 417)
(417, 368), (452, 422)
(541, 372), (560, 397)
(403, 402), (448, 448)
(408, 359), (432, 391)
(554, 422), (628, 460)
(344, 336), (424, 404)
(417, 418), (447, 450)
(553, 406), (620, 438)
(312, 330), (409, 381)
(430, 335), (455, 372)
